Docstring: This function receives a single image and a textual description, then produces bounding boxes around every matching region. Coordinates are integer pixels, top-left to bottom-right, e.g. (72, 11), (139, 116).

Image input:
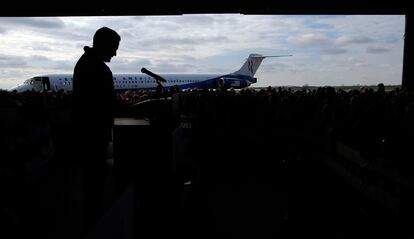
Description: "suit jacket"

(72, 46), (115, 144)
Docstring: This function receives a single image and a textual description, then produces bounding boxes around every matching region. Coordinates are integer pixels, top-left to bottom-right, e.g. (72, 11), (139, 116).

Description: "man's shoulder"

(74, 52), (90, 68)
(75, 52), (101, 70)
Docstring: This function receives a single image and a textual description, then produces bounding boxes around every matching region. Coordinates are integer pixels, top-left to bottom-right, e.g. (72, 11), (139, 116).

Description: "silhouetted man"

(72, 26), (120, 232)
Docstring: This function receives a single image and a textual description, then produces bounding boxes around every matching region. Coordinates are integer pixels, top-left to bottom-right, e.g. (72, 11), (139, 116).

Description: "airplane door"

(42, 77), (51, 91)
(33, 78), (43, 92)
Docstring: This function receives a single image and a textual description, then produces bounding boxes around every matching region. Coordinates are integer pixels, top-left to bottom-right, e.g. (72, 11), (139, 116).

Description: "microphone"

(141, 67), (167, 83)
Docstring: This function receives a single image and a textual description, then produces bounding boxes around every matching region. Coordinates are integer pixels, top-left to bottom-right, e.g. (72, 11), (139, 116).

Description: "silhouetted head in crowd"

(92, 27), (121, 62)
(377, 83), (385, 94)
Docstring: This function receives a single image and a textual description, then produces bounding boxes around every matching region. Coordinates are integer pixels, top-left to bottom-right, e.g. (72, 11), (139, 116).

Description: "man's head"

(93, 27), (121, 62)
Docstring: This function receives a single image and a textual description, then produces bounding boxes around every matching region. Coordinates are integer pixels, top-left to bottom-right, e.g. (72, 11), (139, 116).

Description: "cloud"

(151, 62), (197, 73)
(366, 45), (391, 54)
(140, 35), (230, 48)
(321, 48), (348, 55)
(336, 35), (374, 45)
(287, 33), (329, 48)
(318, 15), (405, 39)
(0, 54), (27, 67)
(111, 58), (152, 72)
(0, 17), (65, 29)
(0, 54), (75, 73)
(260, 61), (291, 72)
(30, 45), (53, 51)
(0, 15), (406, 89)
(29, 55), (50, 61)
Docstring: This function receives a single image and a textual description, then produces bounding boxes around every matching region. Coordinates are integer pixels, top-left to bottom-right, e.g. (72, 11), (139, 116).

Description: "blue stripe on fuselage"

(174, 74), (255, 90)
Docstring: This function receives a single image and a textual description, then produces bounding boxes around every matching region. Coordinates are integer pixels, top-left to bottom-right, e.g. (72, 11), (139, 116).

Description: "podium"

(113, 118), (151, 189)
(112, 117), (173, 203)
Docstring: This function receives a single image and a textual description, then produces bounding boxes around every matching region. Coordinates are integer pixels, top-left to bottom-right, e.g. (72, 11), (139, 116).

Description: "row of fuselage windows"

(61, 78), (72, 85)
(112, 78), (200, 89)
(54, 77), (200, 85)
(25, 77), (201, 89)
(112, 77), (200, 84)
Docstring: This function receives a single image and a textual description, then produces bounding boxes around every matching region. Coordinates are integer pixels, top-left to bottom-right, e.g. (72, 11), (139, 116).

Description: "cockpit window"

(24, 78), (35, 84)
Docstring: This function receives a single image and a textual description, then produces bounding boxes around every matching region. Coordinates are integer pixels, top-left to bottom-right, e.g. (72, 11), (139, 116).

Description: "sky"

(0, 15), (406, 90)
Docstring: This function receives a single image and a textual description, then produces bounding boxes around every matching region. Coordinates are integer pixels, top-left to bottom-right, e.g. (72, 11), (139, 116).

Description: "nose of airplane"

(10, 84), (31, 93)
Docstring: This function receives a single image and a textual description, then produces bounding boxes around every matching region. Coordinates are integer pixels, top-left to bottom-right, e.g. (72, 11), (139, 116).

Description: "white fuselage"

(9, 53), (283, 93)
(10, 73), (254, 93)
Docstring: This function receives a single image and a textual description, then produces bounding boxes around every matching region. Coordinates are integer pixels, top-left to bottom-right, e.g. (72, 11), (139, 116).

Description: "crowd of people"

(1, 83), (413, 237)
(2, 84), (413, 171)
(172, 85), (414, 169)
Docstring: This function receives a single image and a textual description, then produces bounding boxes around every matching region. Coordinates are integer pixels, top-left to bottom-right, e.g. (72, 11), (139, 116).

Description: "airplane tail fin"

(233, 53), (293, 77)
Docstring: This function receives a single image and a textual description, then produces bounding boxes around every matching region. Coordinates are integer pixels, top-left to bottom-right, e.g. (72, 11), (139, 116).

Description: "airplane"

(9, 53), (292, 93)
